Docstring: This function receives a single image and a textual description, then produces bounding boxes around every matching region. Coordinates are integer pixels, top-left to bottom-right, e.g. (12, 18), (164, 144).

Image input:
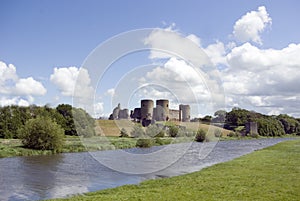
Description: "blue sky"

(1, 0), (300, 117)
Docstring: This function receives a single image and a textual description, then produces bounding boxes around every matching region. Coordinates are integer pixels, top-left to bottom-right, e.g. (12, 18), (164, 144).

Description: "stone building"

(130, 99), (190, 126)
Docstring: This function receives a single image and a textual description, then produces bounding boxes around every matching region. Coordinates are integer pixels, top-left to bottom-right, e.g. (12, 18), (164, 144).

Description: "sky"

(1, 0), (300, 118)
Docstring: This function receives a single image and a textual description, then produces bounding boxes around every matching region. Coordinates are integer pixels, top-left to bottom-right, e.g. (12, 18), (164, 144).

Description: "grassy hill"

(96, 120), (231, 137)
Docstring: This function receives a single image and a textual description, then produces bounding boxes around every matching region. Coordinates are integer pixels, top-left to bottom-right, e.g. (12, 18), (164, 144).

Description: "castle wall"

(169, 109), (180, 121)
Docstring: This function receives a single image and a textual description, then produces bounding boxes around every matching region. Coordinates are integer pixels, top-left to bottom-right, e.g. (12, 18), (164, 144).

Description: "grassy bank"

(0, 136), (181, 158)
(49, 139), (300, 201)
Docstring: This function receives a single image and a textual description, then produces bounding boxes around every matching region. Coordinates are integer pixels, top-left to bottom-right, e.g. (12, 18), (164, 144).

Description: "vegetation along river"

(0, 138), (292, 201)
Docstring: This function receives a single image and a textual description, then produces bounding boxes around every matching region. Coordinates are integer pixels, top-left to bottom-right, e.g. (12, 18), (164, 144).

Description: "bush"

(19, 116), (65, 152)
(146, 124), (162, 137)
(131, 124), (145, 138)
(214, 129), (222, 138)
(168, 125), (179, 137)
(154, 130), (165, 138)
(227, 131), (238, 137)
(136, 138), (154, 148)
(120, 128), (129, 137)
(195, 129), (206, 142)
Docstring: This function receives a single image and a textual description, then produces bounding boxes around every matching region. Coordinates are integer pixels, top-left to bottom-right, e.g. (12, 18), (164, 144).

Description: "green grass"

(49, 139), (300, 201)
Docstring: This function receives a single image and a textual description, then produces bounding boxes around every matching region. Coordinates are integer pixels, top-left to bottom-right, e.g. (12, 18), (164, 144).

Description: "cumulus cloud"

(144, 28), (211, 67)
(14, 77), (46, 96)
(0, 61), (46, 106)
(138, 57), (224, 115)
(50, 67), (93, 98)
(221, 41), (300, 116)
(233, 6), (272, 44)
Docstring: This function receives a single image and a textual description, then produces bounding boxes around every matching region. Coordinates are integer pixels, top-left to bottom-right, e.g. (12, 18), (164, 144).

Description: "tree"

(213, 110), (227, 123)
(256, 117), (285, 137)
(19, 116), (65, 152)
(277, 114), (300, 134)
(56, 104), (77, 135)
(73, 108), (96, 137)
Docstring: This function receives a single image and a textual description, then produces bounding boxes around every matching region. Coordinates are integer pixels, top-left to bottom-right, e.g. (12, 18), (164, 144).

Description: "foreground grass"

(50, 139), (300, 201)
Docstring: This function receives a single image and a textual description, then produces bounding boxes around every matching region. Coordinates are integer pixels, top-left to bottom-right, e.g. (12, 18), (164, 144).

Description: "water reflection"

(0, 138), (292, 201)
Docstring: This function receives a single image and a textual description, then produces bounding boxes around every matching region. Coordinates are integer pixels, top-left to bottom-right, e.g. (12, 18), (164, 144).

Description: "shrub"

(146, 124), (162, 137)
(154, 130), (165, 138)
(19, 116), (65, 152)
(214, 129), (222, 138)
(195, 129), (206, 142)
(131, 124), (145, 138)
(168, 125), (179, 137)
(119, 128), (129, 137)
(227, 131), (238, 137)
(136, 138), (154, 148)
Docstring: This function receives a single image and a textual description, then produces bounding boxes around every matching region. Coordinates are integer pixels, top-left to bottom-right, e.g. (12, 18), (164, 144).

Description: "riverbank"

(0, 136), (186, 158)
(1, 134), (298, 158)
(49, 139), (300, 201)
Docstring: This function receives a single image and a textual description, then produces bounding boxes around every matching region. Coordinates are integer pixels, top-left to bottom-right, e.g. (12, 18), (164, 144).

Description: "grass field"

(49, 139), (300, 201)
(96, 119), (231, 137)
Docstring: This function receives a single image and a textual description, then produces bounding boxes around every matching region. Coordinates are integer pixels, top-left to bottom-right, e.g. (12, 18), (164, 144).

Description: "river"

(0, 138), (291, 201)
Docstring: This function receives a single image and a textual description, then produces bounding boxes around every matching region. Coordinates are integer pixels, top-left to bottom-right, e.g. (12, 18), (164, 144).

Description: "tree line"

(195, 107), (300, 136)
(0, 104), (95, 139)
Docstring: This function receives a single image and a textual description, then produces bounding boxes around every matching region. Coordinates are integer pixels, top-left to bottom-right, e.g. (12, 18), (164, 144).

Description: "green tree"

(277, 114), (300, 134)
(213, 110), (227, 123)
(73, 108), (95, 137)
(19, 116), (65, 152)
(56, 104), (77, 135)
(256, 117), (285, 137)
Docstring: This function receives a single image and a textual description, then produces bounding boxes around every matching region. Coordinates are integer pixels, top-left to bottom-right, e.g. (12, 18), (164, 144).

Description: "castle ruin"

(109, 99), (190, 126)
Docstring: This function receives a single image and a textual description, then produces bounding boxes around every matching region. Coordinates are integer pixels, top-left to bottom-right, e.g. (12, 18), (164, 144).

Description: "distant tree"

(73, 108), (96, 137)
(213, 110), (227, 123)
(19, 116), (65, 152)
(256, 117), (285, 137)
(277, 114), (300, 134)
(201, 115), (212, 123)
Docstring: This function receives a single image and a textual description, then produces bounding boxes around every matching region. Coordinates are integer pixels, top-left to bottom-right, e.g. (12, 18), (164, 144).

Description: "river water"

(0, 138), (291, 201)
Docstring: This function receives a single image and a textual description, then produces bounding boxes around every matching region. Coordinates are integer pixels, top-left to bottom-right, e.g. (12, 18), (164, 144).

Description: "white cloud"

(50, 67), (94, 98)
(50, 67), (79, 96)
(93, 102), (104, 117)
(233, 6), (272, 44)
(220, 41), (300, 116)
(105, 88), (115, 97)
(203, 41), (227, 66)
(0, 97), (31, 107)
(14, 77), (46, 96)
(144, 28), (211, 67)
(0, 61), (46, 106)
